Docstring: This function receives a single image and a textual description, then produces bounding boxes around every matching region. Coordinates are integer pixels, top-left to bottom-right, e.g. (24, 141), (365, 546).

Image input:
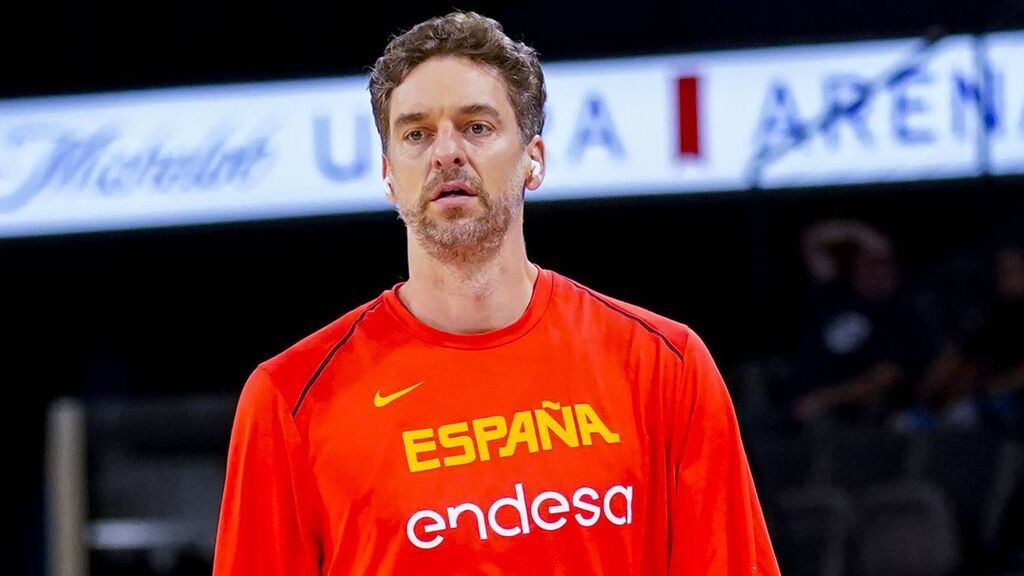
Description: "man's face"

(383, 56), (543, 264)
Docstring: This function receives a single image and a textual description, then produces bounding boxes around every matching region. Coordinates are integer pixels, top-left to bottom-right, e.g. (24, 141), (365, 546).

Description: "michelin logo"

(0, 124), (273, 213)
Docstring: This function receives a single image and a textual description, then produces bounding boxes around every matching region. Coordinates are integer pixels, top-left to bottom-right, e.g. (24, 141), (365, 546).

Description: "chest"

(305, 343), (659, 544)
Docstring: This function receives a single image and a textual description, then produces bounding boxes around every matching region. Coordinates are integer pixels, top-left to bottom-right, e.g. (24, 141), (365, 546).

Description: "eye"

(468, 123), (492, 135)
(406, 129), (425, 142)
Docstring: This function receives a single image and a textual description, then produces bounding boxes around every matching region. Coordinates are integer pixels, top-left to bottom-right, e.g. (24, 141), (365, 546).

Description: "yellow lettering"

(403, 428), (440, 472)
(535, 403), (579, 450)
(404, 402), (620, 472)
(499, 410), (540, 457)
(575, 403), (620, 446)
(472, 416), (507, 461)
(438, 422), (476, 467)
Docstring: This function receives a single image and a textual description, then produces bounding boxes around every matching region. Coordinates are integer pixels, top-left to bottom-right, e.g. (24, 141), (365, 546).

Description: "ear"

(525, 135), (545, 191)
(381, 153), (395, 203)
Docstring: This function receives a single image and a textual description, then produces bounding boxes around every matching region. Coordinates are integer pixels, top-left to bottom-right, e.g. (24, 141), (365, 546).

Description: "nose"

(430, 123), (466, 173)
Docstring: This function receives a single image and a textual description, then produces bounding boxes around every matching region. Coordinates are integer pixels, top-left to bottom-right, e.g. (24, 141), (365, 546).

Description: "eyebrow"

(392, 111), (427, 131)
(392, 104), (502, 131)
(457, 104), (501, 120)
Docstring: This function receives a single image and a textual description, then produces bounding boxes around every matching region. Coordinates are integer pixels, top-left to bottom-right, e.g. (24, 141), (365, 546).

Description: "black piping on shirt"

(567, 279), (685, 362)
(292, 299), (383, 417)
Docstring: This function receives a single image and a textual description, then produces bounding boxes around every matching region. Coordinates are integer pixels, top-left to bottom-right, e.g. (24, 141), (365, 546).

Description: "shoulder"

(250, 293), (389, 411)
(548, 269), (696, 362)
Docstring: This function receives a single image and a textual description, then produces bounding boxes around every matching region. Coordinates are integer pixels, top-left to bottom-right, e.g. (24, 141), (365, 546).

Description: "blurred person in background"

(212, 11), (779, 575)
(906, 238), (1023, 434)
(781, 219), (934, 427)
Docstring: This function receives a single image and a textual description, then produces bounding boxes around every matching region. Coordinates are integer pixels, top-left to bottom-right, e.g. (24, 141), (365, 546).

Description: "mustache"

(422, 167), (484, 199)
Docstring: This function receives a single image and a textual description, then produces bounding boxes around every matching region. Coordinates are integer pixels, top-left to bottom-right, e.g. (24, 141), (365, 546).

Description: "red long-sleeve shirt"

(214, 265), (779, 575)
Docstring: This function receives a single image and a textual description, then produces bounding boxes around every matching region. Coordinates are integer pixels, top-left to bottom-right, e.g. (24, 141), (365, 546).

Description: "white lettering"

(572, 486), (602, 527)
(530, 490), (570, 531)
(447, 503), (488, 541)
(405, 482), (634, 549)
(603, 485), (634, 526)
(487, 482), (531, 537)
(406, 510), (446, 550)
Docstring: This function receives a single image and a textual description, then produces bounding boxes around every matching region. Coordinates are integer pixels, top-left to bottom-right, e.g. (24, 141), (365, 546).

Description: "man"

(785, 219), (933, 425)
(913, 240), (1023, 431)
(214, 11), (779, 575)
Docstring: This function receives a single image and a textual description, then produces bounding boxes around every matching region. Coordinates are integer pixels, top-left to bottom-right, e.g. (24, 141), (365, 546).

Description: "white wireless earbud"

(530, 159), (542, 180)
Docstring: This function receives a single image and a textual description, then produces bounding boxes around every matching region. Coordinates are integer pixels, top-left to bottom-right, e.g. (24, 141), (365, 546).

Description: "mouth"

(430, 181), (479, 202)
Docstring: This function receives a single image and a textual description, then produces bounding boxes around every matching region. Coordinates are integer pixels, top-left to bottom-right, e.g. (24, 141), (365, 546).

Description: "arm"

(801, 219), (891, 283)
(213, 367), (322, 575)
(669, 331), (780, 576)
(793, 360), (904, 420)
(917, 344), (979, 407)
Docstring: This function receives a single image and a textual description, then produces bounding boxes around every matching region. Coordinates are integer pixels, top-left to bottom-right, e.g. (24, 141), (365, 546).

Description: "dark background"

(4, 1), (1024, 574)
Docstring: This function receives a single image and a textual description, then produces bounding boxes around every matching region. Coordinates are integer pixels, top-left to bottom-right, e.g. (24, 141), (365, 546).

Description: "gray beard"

(396, 175), (524, 265)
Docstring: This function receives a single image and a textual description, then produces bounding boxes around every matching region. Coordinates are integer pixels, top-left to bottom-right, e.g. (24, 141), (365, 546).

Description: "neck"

(399, 219), (538, 334)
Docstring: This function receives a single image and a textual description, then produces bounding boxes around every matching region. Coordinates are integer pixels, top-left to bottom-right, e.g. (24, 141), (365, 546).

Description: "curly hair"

(369, 11), (546, 150)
